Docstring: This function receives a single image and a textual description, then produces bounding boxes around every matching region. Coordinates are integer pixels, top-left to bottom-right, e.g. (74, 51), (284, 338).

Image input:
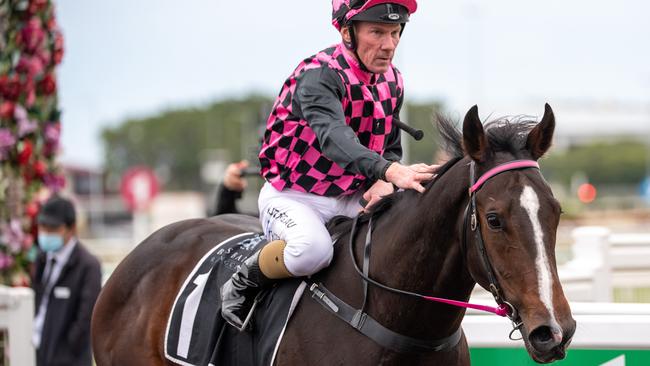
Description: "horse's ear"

(526, 103), (556, 160)
(462, 105), (488, 162)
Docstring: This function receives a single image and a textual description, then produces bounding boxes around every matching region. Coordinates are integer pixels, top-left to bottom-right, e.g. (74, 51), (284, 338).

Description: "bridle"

(462, 159), (541, 339)
(309, 157), (543, 352)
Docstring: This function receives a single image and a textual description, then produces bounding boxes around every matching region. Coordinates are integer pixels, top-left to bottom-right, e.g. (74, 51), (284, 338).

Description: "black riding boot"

(221, 250), (272, 331)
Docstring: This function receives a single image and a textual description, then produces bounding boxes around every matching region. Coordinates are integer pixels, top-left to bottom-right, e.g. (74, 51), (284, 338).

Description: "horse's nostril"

(532, 327), (552, 342)
(529, 326), (562, 353)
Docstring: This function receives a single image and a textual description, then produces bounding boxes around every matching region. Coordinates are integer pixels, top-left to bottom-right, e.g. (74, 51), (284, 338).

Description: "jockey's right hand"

(384, 162), (438, 193)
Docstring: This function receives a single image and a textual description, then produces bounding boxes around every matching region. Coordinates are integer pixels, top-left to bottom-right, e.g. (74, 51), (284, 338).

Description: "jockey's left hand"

(361, 180), (395, 211)
(384, 162), (440, 193)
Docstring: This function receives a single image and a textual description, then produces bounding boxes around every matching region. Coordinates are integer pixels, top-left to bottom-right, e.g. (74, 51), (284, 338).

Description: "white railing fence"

(0, 286), (35, 366)
(464, 301), (650, 349)
(473, 226), (650, 303)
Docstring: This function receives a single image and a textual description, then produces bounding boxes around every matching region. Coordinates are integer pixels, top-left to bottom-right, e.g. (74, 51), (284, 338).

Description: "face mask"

(38, 233), (64, 252)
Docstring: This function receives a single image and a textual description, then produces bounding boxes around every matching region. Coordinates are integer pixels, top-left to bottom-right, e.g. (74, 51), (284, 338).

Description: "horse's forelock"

(436, 113), (539, 157)
(484, 117), (537, 154)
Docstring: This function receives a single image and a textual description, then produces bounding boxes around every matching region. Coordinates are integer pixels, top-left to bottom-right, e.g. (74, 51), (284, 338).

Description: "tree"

(541, 140), (648, 187)
(0, 0), (65, 285)
(403, 101), (445, 164)
(102, 96), (271, 191)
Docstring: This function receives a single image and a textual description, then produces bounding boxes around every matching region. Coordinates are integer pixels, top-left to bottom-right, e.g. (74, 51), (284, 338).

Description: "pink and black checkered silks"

(258, 43), (404, 197)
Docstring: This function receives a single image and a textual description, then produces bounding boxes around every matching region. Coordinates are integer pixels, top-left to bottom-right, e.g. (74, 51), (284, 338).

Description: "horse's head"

(461, 104), (576, 363)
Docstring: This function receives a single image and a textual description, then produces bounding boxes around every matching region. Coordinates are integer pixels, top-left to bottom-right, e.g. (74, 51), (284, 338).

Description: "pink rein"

(422, 295), (510, 317)
(422, 160), (540, 317)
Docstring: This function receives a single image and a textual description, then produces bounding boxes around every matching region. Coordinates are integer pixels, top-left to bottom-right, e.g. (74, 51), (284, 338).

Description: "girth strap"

(308, 282), (463, 354)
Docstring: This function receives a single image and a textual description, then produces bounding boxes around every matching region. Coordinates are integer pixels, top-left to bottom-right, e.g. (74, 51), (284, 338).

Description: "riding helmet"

(331, 0), (418, 31)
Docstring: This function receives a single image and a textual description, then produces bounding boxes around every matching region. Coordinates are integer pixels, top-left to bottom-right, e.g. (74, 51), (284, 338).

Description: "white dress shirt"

(32, 238), (77, 349)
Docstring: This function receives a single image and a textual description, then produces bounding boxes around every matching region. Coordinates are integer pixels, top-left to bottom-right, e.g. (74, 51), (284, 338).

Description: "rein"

(308, 158), (542, 352)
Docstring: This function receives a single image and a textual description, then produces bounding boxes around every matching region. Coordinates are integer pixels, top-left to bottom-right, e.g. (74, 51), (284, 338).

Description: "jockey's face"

(342, 21), (402, 74)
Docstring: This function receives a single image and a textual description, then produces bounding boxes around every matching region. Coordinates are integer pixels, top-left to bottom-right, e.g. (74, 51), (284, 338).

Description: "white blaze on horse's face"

(520, 185), (560, 328)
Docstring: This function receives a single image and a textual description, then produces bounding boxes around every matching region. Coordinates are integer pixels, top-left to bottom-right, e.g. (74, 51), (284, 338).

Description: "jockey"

(221, 0), (437, 330)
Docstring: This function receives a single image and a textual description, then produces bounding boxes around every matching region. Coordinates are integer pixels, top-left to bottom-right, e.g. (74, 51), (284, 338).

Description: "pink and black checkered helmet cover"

(332, 0), (417, 30)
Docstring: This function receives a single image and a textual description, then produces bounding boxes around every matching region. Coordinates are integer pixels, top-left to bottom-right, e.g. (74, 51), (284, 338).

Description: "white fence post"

(564, 226), (612, 302)
(0, 285), (35, 366)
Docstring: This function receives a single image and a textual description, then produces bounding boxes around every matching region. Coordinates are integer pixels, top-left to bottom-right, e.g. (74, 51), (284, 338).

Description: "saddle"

(164, 217), (352, 366)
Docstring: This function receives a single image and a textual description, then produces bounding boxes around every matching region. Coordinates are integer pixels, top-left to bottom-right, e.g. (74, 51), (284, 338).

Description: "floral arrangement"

(0, 0), (65, 286)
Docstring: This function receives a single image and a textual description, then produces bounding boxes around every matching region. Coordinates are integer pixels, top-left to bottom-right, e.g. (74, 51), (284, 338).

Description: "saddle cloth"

(164, 232), (306, 366)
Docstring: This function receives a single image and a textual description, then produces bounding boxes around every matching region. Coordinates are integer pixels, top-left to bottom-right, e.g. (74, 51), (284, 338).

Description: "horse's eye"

(486, 213), (502, 230)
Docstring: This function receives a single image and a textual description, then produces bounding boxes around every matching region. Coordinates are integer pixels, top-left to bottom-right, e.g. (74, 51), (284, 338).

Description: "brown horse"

(92, 104), (575, 365)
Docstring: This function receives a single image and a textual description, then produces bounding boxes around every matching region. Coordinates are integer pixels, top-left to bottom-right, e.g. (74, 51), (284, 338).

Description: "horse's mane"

(363, 113), (539, 219)
(364, 156), (461, 219)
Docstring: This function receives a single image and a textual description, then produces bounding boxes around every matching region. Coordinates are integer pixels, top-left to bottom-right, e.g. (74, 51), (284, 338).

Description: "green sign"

(470, 348), (650, 366)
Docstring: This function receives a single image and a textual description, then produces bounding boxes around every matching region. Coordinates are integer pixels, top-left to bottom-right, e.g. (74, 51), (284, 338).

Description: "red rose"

(26, 202), (40, 218)
(36, 49), (51, 69)
(18, 18), (46, 53)
(53, 50), (64, 65)
(38, 74), (57, 95)
(18, 141), (34, 165)
(53, 32), (65, 65)
(16, 56), (45, 78)
(25, 90), (36, 108)
(0, 102), (16, 119)
(16, 57), (31, 74)
(0, 74), (22, 101)
(28, 0), (49, 15)
(23, 76), (35, 93)
(34, 160), (47, 178)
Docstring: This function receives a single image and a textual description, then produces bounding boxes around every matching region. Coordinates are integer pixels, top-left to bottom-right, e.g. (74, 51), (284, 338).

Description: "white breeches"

(258, 182), (362, 277)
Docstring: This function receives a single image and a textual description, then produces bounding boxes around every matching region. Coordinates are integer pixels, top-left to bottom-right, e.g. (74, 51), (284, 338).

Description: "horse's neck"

(369, 159), (476, 338)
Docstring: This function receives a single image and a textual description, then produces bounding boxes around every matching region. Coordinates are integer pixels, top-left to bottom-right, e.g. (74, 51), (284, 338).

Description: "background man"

(31, 195), (102, 366)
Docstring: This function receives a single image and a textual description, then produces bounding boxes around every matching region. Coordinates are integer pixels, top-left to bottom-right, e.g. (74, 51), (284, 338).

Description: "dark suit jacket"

(32, 241), (102, 366)
(213, 184), (258, 217)
(215, 183), (243, 215)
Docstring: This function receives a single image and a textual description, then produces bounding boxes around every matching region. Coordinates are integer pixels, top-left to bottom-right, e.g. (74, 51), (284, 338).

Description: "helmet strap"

(344, 23), (371, 73)
(343, 23), (356, 50)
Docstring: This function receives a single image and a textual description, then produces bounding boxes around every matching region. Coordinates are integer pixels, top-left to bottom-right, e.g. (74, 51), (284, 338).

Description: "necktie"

(42, 257), (57, 291)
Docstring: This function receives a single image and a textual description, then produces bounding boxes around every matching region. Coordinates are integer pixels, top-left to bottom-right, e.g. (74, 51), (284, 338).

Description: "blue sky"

(56, 0), (650, 168)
